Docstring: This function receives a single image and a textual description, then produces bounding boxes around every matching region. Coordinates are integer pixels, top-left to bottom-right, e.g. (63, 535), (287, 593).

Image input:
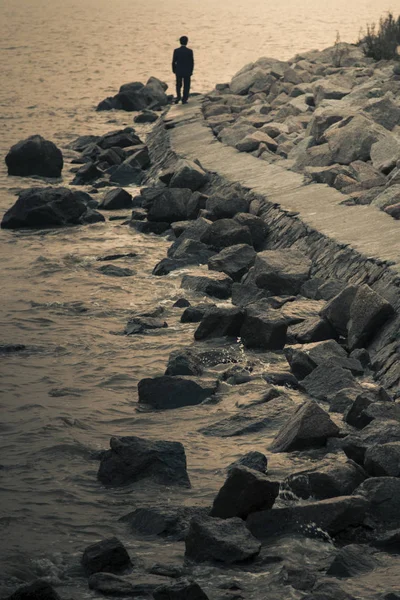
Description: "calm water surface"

(0, 0), (398, 596)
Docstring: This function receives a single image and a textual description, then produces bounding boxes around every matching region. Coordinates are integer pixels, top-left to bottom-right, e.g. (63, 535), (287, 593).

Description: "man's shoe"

(182, 100), (188, 104)
(174, 98), (181, 104)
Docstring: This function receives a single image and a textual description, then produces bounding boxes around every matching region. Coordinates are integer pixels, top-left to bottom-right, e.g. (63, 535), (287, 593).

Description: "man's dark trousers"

(176, 75), (191, 103)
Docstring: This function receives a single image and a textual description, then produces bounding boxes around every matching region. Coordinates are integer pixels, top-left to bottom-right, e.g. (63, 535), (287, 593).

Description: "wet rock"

(277, 564), (317, 591)
(131, 220), (170, 235)
(125, 316), (167, 334)
(233, 213), (268, 250)
(302, 581), (356, 600)
(253, 249), (312, 295)
(123, 146), (151, 169)
(200, 218), (253, 250)
(6, 135), (63, 177)
(109, 163), (143, 186)
(152, 257), (198, 276)
(354, 477), (400, 527)
(300, 365), (361, 401)
(284, 457), (366, 500)
(194, 307), (245, 340)
(239, 301), (288, 349)
(288, 340), (364, 376)
(187, 191), (208, 219)
(169, 160), (209, 191)
(165, 348), (203, 377)
(210, 466), (279, 519)
(344, 393), (400, 429)
(134, 109), (159, 123)
(173, 239), (214, 263)
(148, 189), (193, 223)
(100, 188), (134, 210)
(227, 451), (268, 474)
(246, 495), (369, 539)
(181, 304), (216, 323)
(5, 581), (61, 600)
(138, 375), (218, 409)
(263, 371), (300, 388)
(71, 161), (102, 185)
(284, 347), (317, 380)
(1, 187), (102, 229)
(200, 396), (295, 437)
(181, 272), (233, 300)
(289, 317), (337, 344)
(185, 515), (261, 563)
(168, 218), (212, 256)
(270, 400), (340, 452)
(153, 579), (209, 600)
(88, 572), (161, 597)
(373, 529), (400, 552)
(120, 505), (207, 539)
(98, 264), (134, 277)
(97, 435), (190, 487)
(342, 420), (400, 465)
(149, 564), (184, 578)
(231, 282), (272, 307)
(347, 284), (394, 350)
(208, 244), (256, 281)
(98, 128), (143, 150)
(0, 344), (26, 353)
(205, 194), (249, 219)
(319, 285), (359, 336)
(82, 537), (131, 576)
(173, 298), (190, 308)
(364, 442), (400, 477)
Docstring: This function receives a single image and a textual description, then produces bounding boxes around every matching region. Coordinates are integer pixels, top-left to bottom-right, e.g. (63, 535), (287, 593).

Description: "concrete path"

(166, 98), (400, 273)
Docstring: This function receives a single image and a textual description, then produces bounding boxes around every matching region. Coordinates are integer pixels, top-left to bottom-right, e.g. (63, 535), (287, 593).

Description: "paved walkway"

(165, 98), (400, 273)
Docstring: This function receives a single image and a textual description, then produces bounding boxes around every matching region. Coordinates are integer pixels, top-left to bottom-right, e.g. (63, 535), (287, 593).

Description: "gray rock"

(194, 307), (245, 340)
(372, 185), (400, 210)
(289, 317), (337, 344)
(168, 218), (212, 257)
(326, 544), (377, 578)
(206, 194), (249, 219)
(291, 340), (364, 375)
(254, 249), (312, 295)
(134, 109), (159, 123)
(5, 582), (61, 600)
(153, 579), (209, 600)
(329, 388), (359, 413)
(109, 163), (143, 185)
(240, 300), (288, 350)
(344, 393), (400, 429)
(181, 304), (216, 323)
(147, 188), (193, 224)
(233, 213), (268, 250)
(120, 505), (207, 539)
(185, 516), (261, 563)
(270, 400), (340, 452)
(284, 346), (315, 380)
(165, 349), (203, 377)
(123, 146), (150, 169)
(6, 134), (63, 177)
(98, 264), (134, 277)
(325, 115), (386, 165)
(210, 466), (279, 519)
(364, 442), (400, 477)
(88, 572), (161, 597)
(319, 285), (359, 336)
(347, 284), (394, 350)
(100, 188), (133, 210)
(82, 537), (131, 576)
(169, 160), (209, 191)
(302, 581), (356, 600)
(200, 218), (253, 250)
(97, 435), (190, 487)
(98, 128), (143, 150)
(371, 135), (400, 172)
(208, 244), (256, 281)
(231, 281), (272, 307)
(125, 316), (167, 334)
(228, 451), (268, 474)
(342, 420), (400, 465)
(301, 365), (361, 401)
(138, 375), (218, 409)
(181, 272), (233, 300)
(247, 495), (369, 539)
(354, 477), (400, 527)
(236, 131), (278, 153)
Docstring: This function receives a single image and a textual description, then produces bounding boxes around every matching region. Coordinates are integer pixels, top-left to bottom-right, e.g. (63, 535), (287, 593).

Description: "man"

(172, 36), (194, 104)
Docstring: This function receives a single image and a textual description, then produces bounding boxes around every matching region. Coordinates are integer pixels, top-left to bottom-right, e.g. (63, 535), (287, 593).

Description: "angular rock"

(5, 582), (61, 600)
(123, 146), (150, 169)
(342, 420), (400, 465)
(247, 495), (369, 539)
(168, 218), (212, 256)
(302, 581), (356, 600)
(364, 442), (400, 477)
(165, 349), (203, 377)
(326, 544), (377, 578)
(88, 572), (160, 597)
(228, 451), (268, 474)
(254, 249), (312, 295)
(210, 466), (279, 519)
(153, 579), (209, 600)
(148, 189), (193, 224)
(124, 316), (167, 334)
(138, 375), (218, 409)
(290, 340), (364, 376)
(121, 505), (207, 539)
(134, 109), (159, 123)
(97, 435), (190, 487)
(233, 213), (268, 250)
(239, 301), (288, 350)
(371, 135), (400, 172)
(347, 284), (394, 350)
(98, 264), (134, 277)
(301, 365), (360, 401)
(172, 239), (214, 263)
(236, 131), (278, 153)
(98, 128), (142, 150)
(326, 115), (386, 165)
(319, 285), (359, 336)
(181, 272), (233, 300)
(5, 135), (63, 177)
(194, 307), (245, 340)
(345, 393), (400, 429)
(284, 458), (366, 500)
(354, 477), (400, 527)
(109, 164), (143, 186)
(231, 281), (272, 307)
(373, 187), (400, 211)
(329, 388), (360, 413)
(206, 194), (249, 219)
(169, 160), (208, 191)
(185, 516), (261, 563)
(181, 304), (216, 323)
(289, 317), (337, 344)
(270, 400), (340, 452)
(208, 244), (256, 281)
(82, 537), (131, 576)
(200, 218), (253, 250)
(284, 347), (315, 380)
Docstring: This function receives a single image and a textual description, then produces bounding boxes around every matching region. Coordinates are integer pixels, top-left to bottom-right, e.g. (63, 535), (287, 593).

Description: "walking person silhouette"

(172, 36), (194, 104)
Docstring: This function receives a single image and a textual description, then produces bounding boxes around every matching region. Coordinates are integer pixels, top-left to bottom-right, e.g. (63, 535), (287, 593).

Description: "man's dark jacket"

(172, 46), (194, 77)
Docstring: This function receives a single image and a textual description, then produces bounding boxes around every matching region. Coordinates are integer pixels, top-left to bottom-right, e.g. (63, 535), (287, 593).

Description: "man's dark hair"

(179, 36), (188, 46)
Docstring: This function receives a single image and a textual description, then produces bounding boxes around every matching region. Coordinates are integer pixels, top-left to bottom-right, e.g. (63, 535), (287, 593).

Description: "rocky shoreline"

(2, 43), (400, 600)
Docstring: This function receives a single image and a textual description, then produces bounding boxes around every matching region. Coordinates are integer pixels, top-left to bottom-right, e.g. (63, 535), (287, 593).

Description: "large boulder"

(370, 135), (400, 172)
(153, 579), (209, 600)
(205, 194), (249, 219)
(81, 537), (131, 575)
(300, 364), (361, 401)
(208, 244), (256, 281)
(5, 135), (63, 177)
(97, 435), (190, 487)
(325, 115), (387, 165)
(200, 218), (253, 249)
(138, 375), (218, 409)
(326, 544), (377, 578)
(148, 188), (193, 223)
(121, 505), (206, 540)
(181, 271), (233, 299)
(253, 249), (312, 295)
(230, 67), (270, 95)
(319, 285), (359, 336)
(371, 185), (400, 210)
(354, 477), (400, 527)
(239, 301), (288, 350)
(1, 187), (104, 229)
(185, 515), (261, 563)
(169, 160), (209, 191)
(341, 419), (400, 465)
(5, 582), (61, 600)
(285, 340), (364, 377)
(246, 495), (369, 539)
(194, 307), (245, 340)
(165, 348), (203, 377)
(364, 442), (400, 477)
(270, 400), (340, 452)
(210, 466), (279, 519)
(233, 213), (268, 250)
(98, 128), (143, 149)
(347, 284), (394, 350)
(99, 188), (133, 210)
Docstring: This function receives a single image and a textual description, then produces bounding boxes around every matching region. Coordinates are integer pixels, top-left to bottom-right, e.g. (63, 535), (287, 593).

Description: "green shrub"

(360, 12), (400, 60)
